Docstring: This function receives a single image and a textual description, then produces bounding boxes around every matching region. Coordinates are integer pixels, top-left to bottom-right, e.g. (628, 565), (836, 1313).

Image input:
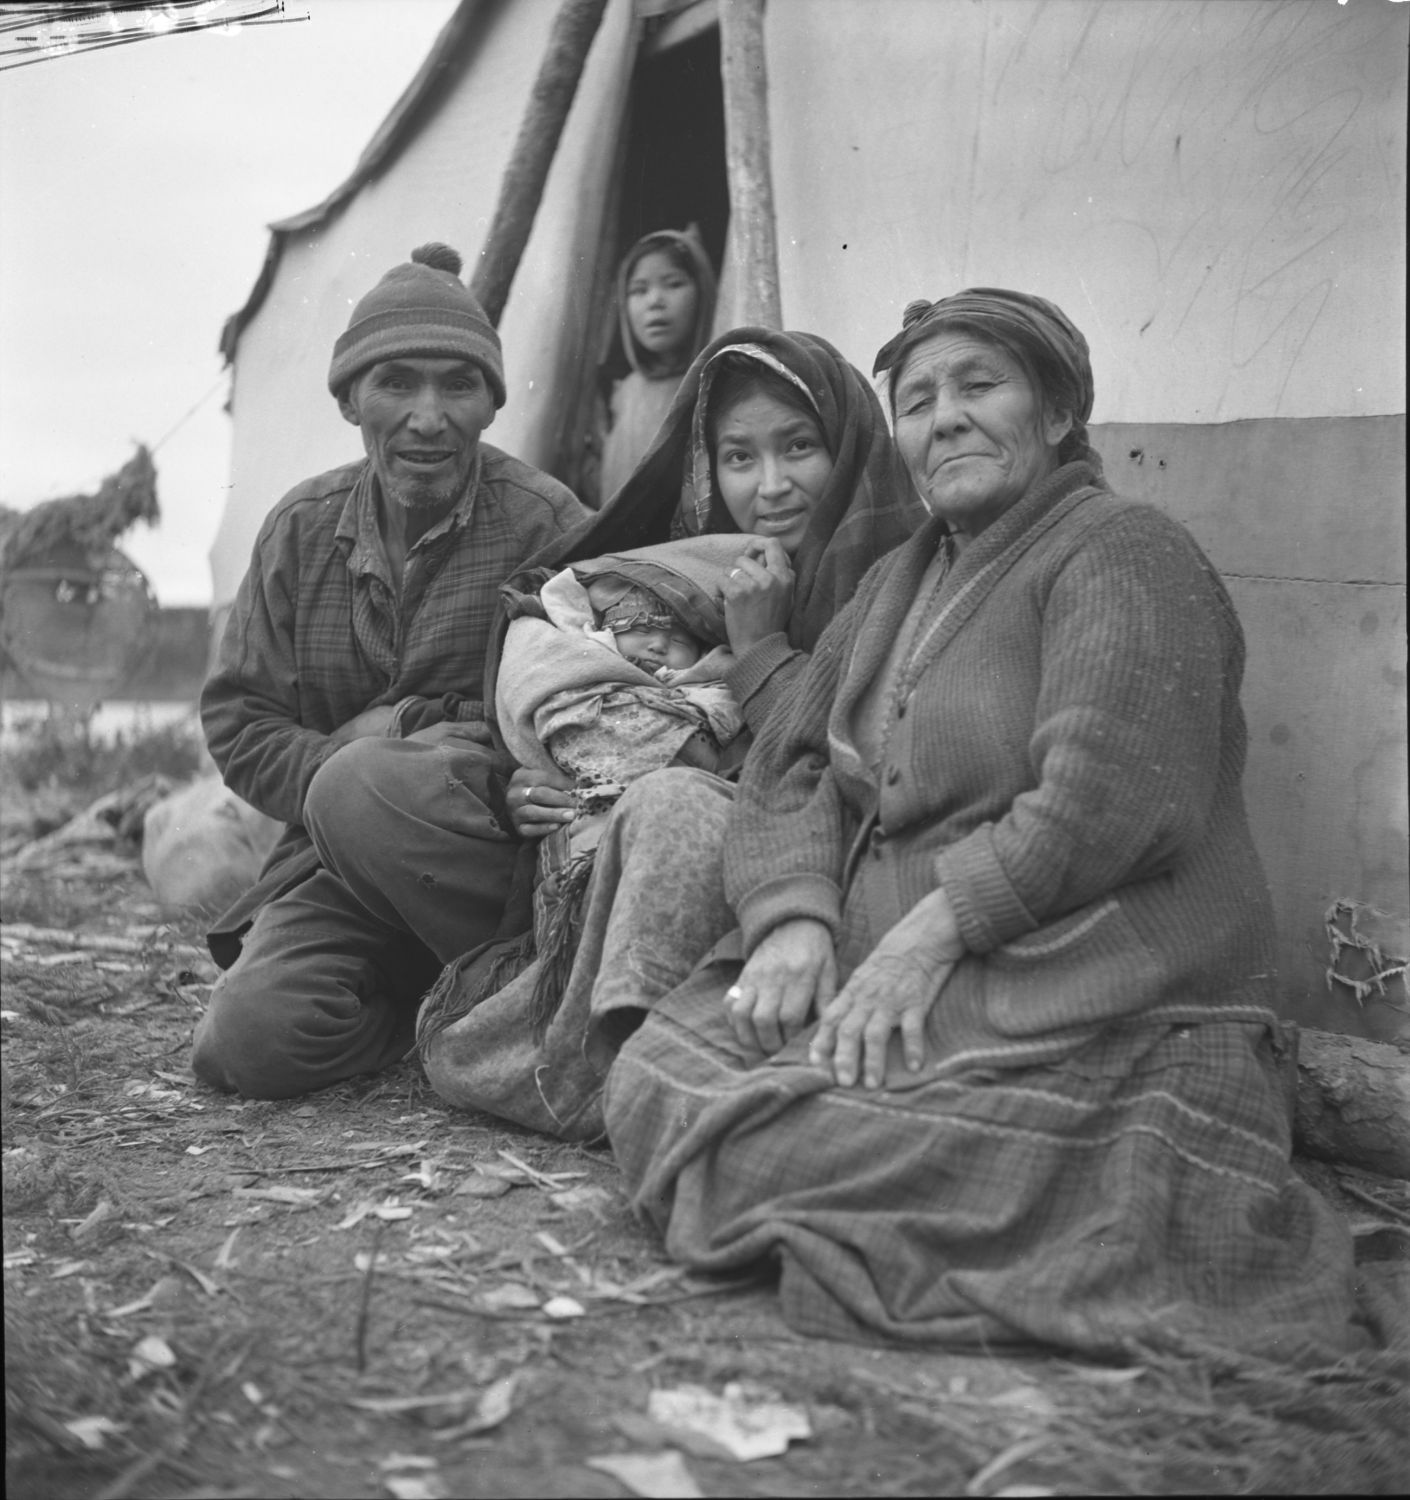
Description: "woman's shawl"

(483, 329), (924, 709)
(495, 535), (745, 777)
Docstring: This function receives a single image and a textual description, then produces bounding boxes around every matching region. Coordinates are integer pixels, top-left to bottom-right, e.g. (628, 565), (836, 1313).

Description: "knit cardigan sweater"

(725, 462), (1280, 1065)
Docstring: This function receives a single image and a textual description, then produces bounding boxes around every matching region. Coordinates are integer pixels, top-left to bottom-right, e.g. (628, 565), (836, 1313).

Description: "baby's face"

(614, 624), (701, 671)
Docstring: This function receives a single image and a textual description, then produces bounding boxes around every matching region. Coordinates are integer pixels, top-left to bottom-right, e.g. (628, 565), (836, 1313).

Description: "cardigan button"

(885, 766), (901, 786)
(896, 700), (908, 720)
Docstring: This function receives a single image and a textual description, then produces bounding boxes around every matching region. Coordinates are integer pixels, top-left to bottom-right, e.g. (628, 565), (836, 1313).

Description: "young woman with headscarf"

(306, 327), (923, 1138)
(600, 289), (1366, 1362)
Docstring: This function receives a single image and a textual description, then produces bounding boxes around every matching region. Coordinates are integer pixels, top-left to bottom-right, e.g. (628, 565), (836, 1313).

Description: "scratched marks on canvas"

(1012, 0), (1400, 419)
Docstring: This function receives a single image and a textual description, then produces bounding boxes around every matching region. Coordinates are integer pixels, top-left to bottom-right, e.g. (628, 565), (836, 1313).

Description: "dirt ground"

(3, 751), (1409, 1499)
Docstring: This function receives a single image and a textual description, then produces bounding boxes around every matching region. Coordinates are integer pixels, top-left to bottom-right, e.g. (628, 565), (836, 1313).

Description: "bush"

(0, 712), (205, 799)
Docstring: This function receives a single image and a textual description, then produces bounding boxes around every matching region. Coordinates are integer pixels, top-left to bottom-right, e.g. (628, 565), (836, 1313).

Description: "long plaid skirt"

(604, 974), (1364, 1359)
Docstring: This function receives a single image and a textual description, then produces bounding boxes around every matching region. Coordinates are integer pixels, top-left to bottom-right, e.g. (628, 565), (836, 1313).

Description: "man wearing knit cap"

(195, 244), (586, 1100)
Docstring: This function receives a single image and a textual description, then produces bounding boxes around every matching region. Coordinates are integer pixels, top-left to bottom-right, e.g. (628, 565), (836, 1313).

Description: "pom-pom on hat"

(328, 243), (506, 407)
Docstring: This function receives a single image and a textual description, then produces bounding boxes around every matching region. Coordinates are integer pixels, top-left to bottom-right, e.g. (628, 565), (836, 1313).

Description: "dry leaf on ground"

(586, 1450), (703, 1499)
(480, 1283), (541, 1311)
(62, 1415), (126, 1450)
(383, 1476), (447, 1500)
(454, 1171), (512, 1198)
(429, 1373), (519, 1441)
(127, 1333), (176, 1379)
(542, 1294), (586, 1319)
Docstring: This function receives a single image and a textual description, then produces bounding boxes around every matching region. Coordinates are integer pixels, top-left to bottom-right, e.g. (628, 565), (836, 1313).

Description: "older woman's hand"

(506, 765), (576, 839)
(722, 536), (794, 655)
(809, 888), (965, 1088)
(725, 917), (836, 1056)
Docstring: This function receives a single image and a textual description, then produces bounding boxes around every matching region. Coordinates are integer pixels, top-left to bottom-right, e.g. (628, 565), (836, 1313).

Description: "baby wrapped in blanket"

(493, 534), (747, 1024)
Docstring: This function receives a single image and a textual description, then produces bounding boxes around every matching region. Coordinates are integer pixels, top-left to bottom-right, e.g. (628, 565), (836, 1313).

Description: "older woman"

(311, 328), (922, 1137)
(602, 290), (1363, 1359)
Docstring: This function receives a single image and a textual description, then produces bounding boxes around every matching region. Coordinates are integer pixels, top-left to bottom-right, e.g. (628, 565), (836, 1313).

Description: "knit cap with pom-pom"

(328, 243), (505, 406)
(410, 242), (463, 276)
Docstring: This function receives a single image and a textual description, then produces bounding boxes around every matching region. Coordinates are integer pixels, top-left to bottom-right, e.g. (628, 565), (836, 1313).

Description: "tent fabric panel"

(489, 0), (638, 475)
(1222, 573), (1406, 1038)
(1091, 415), (1406, 588)
(764, 0), (1407, 426)
(210, 0), (562, 608)
(220, 0), (499, 363)
(1083, 417), (1405, 1035)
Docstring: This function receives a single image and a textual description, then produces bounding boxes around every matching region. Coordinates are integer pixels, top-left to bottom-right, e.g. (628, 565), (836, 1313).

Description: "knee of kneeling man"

(191, 980), (301, 1099)
(304, 738), (382, 850)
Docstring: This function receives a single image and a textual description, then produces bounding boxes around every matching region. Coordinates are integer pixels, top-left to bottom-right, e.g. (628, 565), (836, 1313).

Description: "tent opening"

(617, 21), (728, 274)
(556, 14), (728, 497)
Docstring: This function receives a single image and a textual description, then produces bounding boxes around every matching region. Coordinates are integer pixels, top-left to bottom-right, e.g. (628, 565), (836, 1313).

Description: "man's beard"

(384, 474), (462, 512)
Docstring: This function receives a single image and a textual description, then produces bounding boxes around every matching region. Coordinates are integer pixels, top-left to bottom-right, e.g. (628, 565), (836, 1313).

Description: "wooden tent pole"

(469, 0), (609, 327)
(719, 0), (782, 329)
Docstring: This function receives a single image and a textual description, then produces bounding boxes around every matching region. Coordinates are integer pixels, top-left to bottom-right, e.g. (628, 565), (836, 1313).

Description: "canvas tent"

(215, 0), (1407, 1039)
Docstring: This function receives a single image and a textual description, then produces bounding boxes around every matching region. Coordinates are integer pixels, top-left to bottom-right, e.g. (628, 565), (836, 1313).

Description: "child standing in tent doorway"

(581, 226), (716, 506)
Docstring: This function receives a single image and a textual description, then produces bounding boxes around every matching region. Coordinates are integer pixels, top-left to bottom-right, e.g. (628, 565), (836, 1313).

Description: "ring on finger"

(725, 984), (747, 1002)
(523, 785), (536, 806)
(729, 568), (743, 579)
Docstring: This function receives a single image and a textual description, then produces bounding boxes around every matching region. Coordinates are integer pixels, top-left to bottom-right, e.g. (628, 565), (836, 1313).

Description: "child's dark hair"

(705, 354), (821, 452)
(625, 234), (699, 286)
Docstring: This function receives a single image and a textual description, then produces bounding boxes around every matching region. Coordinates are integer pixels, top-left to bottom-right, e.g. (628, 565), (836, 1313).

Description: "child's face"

(614, 623), (701, 671)
(625, 250), (699, 360)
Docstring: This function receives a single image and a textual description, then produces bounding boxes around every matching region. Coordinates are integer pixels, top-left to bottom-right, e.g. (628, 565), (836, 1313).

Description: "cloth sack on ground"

(142, 774), (282, 913)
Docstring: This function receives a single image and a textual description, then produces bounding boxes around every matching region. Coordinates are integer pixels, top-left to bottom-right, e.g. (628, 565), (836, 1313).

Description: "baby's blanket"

(496, 535), (746, 778)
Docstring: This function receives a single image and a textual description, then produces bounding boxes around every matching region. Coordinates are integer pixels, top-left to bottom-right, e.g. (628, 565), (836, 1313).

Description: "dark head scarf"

(872, 288), (1102, 476)
(505, 327), (924, 659)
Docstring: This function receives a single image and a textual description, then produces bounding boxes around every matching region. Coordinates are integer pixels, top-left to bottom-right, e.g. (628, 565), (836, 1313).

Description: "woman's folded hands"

(810, 888), (964, 1088)
(724, 918), (836, 1057)
(724, 890), (965, 1089)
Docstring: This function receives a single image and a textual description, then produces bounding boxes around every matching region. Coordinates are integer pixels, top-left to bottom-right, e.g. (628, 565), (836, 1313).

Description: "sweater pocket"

(982, 896), (1163, 1038)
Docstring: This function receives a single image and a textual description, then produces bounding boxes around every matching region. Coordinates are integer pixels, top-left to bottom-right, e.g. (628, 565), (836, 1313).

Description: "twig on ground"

(410, 1275), (765, 1325)
(136, 1245), (238, 1301)
(2, 922), (207, 964)
(1338, 1179), (1410, 1225)
(355, 1218), (387, 1374)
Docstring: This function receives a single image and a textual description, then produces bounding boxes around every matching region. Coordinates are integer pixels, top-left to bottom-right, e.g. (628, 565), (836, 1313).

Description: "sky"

(0, 0), (459, 605)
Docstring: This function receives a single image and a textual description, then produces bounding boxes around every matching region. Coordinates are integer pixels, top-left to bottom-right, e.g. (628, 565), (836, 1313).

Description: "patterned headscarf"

(507, 328), (924, 654)
(873, 289), (1102, 475)
(598, 583), (680, 637)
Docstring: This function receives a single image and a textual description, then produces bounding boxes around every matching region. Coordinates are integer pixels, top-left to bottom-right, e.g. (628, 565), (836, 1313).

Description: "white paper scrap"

(647, 1381), (811, 1462)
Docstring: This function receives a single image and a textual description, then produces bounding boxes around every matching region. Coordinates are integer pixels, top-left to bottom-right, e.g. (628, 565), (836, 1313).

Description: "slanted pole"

(469, 0), (609, 326)
(719, 0), (782, 329)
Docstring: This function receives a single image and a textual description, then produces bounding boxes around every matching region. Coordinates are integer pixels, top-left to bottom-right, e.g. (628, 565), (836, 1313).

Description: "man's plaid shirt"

(202, 447), (586, 827)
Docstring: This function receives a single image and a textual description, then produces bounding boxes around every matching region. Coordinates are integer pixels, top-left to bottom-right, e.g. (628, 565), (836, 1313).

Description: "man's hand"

(808, 888), (964, 1088)
(328, 704), (399, 745)
(403, 721), (495, 748)
(722, 536), (794, 655)
(724, 918), (836, 1056)
(506, 765), (576, 839)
